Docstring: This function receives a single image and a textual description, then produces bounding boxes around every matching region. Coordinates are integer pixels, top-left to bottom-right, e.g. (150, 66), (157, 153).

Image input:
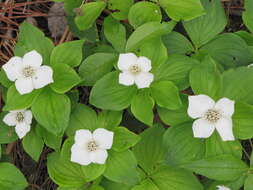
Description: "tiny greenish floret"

(204, 109), (221, 123)
(22, 66), (36, 78)
(129, 64), (141, 74)
(87, 141), (98, 152)
(15, 112), (25, 123)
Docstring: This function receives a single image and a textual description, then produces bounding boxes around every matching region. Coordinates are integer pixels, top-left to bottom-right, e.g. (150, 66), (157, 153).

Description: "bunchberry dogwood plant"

(71, 128), (114, 165)
(3, 109), (32, 139)
(188, 94), (235, 141)
(3, 50), (53, 95)
(118, 53), (154, 88)
(1, 0), (253, 189)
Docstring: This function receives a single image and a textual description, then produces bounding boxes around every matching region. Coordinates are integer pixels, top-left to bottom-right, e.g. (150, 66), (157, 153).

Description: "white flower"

(248, 63), (253, 68)
(3, 50), (53, 95)
(3, 110), (32, 139)
(118, 53), (154, 89)
(71, 128), (114, 165)
(187, 94), (235, 141)
(217, 185), (231, 190)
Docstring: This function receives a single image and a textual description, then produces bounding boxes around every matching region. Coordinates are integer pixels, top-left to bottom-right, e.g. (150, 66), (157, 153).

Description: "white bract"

(187, 94), (235, 141)
(118, 53), (154, 89)
(217, 185), (231, 190)
(71, 128), (114, 165)
(3, 50), (53, 95)
(3, 110), (32, 139)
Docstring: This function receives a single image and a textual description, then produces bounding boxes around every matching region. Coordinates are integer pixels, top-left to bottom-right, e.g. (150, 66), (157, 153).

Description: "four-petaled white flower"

(71, 128), (114, 165)
(187, 94), (235, 141)
(217, 185), (231, 190)
(3, 50), (54, 95)
(118, 53), (154, 89)
(3, 110), (32, 139)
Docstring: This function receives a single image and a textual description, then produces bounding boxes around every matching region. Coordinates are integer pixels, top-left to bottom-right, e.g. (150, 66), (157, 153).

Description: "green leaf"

(128, 2), (162, 29)
(22, 127), (44, 161)
(89, 186), (105, 190)
(104, 16), (126, 52)
(163, 123), (205, 166)
(245, 174), (253, 190)
(31, 88), (71, 136)
(112, 127), (140, 152)
(223, 176), (246, 190)
(242, 0), (253, 33)
(79, 53), (117, 86)
(68, 89), (79, 111)
(0, 163), (28, 190)
(3, 85), (41, 111)
(47, 152), (87, 188)
(36, 125), (62, 151)
(131, 90), (154, 126)
(251, 151), (253, 167)
(155, 55), (198, 90)
(66, 104), (98, 136)
(159, 0), (205, 21)
(151, 81), (182, 110)
(151, 166), (203, 190)
(133, 125), (167, 174)
(67, 16), (97, 42)
(64, 0), (82, 15)
(189, 55), (222, 100)
(205, 176), (246, 190)
(126, 21), (176, 52)
(101, 178), (131, 190)
(222, 67), (253, 104)
(0, 69), (12, 88)
(104, 150), (140, 186)
(50, 64), (81, 94)
(108, 0), (133, 20)
(181, 154), (248, 181)
(183, 0), (227, 47)
(162, 31), (194, 55)
(233, 102), (253, 139)
(50, 40), (84, 67)
(157, 95), (191, 126)
(97, 110), (122, 130)
(205, 132), (242, 159)
(235, 31), (253, 46)
(1, 86), (7, 103)
(132, 179), (159, 190)
(15, 22), (54, 65)
(75, 2), (106, 31)
(139, 37), (168, 71)
(0, 113), (18, 143)
(90, 72), (137, 111)
(200, 33), (253, 68)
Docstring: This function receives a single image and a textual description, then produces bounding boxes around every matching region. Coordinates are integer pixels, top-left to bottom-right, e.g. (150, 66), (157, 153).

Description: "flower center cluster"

(129, 64), (141, 74)
(16, 112), (24, 122)
(204, 109), (221, 123)
(87, 141), (98, 152)
(22, 66), (35, 77)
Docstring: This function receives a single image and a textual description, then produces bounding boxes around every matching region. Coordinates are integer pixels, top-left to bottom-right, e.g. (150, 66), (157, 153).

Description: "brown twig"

(6, 141), (16, 154)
